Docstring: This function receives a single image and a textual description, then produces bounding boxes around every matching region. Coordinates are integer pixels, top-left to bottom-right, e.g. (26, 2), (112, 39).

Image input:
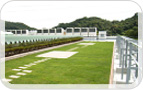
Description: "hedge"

(5, 37), (83, 57)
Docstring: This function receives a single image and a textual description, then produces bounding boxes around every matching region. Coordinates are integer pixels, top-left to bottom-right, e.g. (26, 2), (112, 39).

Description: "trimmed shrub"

(5, 37), (83, 57)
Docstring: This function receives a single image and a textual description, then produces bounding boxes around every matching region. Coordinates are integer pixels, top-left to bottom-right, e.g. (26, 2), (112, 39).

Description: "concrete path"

(5, 41), (82, 61)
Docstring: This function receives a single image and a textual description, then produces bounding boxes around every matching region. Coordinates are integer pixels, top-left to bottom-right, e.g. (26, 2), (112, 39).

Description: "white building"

(5, 27), (98, 36)
(66, 27), (97, 36)
(66, 27), (74, 36)
(98, 31), (107, 39)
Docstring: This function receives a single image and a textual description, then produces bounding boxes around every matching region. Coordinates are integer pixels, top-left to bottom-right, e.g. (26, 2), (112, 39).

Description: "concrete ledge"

(109, 41), (115, 84)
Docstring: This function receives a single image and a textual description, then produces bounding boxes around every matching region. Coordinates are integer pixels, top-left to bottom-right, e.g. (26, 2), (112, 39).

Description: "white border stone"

(78, 43), (95, 45)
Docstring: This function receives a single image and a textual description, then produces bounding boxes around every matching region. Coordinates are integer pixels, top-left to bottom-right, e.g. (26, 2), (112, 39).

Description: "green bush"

(5, 37), (83, 57)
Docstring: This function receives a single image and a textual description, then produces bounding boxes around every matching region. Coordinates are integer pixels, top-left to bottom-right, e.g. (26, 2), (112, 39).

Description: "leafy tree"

(5, 13), (138, 39)
(54, 13), (138, 38)
(5, 21), (37, 30)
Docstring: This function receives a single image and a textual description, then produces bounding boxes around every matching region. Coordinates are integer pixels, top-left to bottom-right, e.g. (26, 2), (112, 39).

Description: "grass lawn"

(5, 41), (114, 84)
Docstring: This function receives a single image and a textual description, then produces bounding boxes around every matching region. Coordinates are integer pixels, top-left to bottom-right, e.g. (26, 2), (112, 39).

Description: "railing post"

(125, 40), (128, 67)
(116, 35), (138, 84)
(135, 53), (138, 78)
(126, 42), (132, 84)
(119, 38), (122, 67)
(121, 40), (128, 79)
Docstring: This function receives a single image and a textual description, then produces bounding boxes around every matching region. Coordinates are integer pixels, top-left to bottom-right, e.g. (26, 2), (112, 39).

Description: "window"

(67, 29), (72, 33)
(89, 29), (95, 32)
(37, 30), (42, 33)
(22, 31), (26, 34)
(74, 29), (80, 32)
(81, 29), (87, 32)
(17, 31), (21, 34)
(50, 30), (55, 33)
(43, 30), (48, 33)
(101, 34), (104, 37)
(56, 29), (61, 33)
(12, 31), (15, 34)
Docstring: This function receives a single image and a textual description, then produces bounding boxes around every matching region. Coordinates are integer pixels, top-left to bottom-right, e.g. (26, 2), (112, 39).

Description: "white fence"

(116, 36), (138, 84)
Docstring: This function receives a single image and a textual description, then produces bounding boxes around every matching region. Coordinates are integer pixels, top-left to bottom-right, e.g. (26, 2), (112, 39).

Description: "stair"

(115, 74), (134, 84)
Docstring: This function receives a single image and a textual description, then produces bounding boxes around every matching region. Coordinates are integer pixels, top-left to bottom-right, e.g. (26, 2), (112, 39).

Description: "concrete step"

(114, 73), (134, 84)
(116, 67), (127, 74)
(116, 78), (134, 84)
(116, 79), (133, 84)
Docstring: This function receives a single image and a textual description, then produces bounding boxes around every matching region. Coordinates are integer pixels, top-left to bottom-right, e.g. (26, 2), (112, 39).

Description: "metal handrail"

(116, 35), (138, 84)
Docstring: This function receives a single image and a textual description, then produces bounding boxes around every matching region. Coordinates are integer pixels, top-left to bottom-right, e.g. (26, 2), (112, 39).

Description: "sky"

(1, 1), (141, 29)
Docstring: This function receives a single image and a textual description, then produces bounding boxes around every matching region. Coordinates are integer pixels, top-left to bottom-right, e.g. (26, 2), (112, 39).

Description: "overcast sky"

(1, 1), (141, 29)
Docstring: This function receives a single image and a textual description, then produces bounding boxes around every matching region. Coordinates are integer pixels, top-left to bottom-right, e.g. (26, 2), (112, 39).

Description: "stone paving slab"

(24, 65), (32, 67)
(37, 51), (78, 58)
(2, 78), (12, 82)
(12, 69), (22, 71)
(67, 47), (79, 51)
(9, 75), (20, 78)
(17, 72), (26, 75)
(23, 70), (32, 73)
(29, 63), (36, 66)
(19, 67), (27, 69)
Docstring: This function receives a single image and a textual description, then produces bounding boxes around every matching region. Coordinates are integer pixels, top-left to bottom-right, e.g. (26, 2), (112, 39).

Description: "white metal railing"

(116, 35), (138, 84)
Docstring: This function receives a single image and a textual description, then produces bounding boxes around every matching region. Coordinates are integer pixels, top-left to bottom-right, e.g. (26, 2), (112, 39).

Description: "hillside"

(55, 13), (138, 38)
(5, 13), (138, 39)
(5, 21), (37, 30)
(55, 17), (112, 31)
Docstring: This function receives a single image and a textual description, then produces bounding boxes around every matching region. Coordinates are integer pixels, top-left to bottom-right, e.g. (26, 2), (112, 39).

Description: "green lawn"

(5, 41), (114, 84)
